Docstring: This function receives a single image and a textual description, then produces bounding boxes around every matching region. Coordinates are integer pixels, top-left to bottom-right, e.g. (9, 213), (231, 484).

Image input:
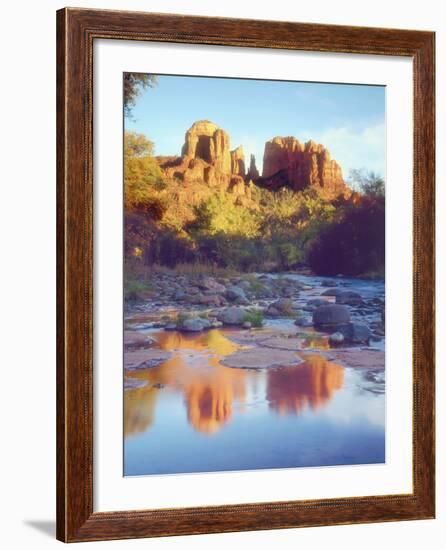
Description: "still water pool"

(124, 328), (385, 476)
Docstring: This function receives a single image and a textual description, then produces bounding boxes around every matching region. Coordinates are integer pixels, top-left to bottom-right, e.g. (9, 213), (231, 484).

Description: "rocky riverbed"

(124, 272), (385, 374)
(123, 272), (386, 476)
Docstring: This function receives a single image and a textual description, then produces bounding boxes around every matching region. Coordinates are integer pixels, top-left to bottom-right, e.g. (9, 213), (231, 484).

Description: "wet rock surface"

(221, 348), (304, 369)
(125, 349), (173, 371)
(124, 272), (385, 374)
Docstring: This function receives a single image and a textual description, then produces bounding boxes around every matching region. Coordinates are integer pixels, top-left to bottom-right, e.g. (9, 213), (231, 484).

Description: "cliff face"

(157, 121), (350, 200)
(158, 120), (249, 195)
(261, 136), (349, 199)
(247, 154), (259, 180)
(230, 145), (246, 177)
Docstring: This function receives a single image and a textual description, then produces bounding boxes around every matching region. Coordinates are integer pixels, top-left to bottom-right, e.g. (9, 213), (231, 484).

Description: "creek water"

(124, 275), (385, 476)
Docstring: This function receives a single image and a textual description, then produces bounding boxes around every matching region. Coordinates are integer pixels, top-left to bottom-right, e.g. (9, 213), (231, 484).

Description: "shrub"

(124, 279), (153, 302)
(308, 198), (385, 276)
(241, 274), (265, 293)
(243, 309), (265, 327)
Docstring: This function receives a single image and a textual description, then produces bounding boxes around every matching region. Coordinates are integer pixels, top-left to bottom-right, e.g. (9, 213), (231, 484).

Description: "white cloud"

(312, 122), (386, 180)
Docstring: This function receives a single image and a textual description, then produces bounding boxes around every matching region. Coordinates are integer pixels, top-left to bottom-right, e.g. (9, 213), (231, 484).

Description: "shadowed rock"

(335, 290), (363, 305)
(260, 136), (350, 199)
(313, 304), (351, 330)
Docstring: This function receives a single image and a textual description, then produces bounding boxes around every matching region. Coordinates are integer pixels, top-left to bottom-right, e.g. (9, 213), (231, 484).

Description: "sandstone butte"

(156, 120), (351, 200)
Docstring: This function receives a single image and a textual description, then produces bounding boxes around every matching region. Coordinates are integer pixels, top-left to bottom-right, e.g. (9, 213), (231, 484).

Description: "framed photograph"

(56, 7), (435, 542)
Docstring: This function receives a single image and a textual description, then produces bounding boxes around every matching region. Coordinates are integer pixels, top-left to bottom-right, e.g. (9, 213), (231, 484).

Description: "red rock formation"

(261, 136), (349, 199)
(158, 120), (250, 192)
(181, 120), (231, 173)
(156, 122), (350, 200)
(247, 154), (259, 180)
(230, 145), (245, 177)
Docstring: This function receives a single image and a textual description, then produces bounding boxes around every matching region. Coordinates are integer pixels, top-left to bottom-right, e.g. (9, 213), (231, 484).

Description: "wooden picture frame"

(56, 7), (435, 542)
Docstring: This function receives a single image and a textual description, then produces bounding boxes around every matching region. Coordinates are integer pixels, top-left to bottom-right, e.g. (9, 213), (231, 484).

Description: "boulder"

(225, 285), (248, 302)
(198, 277), (226, 293)
(321, 288), (344, 297)
(198, 294), (224, 307)
(339, 322), (371, 344)
(304, 298), (332, 312)
(294, 316), (313, 327)
(269, 298), (294, 315)
(217, 307), (247, 326)
(329, 332), (345, 345)
(335, 290), (363, 306)
(180, 318), (211, 332)
(313, 304), (351, 330)
(266, 306), (280, 317)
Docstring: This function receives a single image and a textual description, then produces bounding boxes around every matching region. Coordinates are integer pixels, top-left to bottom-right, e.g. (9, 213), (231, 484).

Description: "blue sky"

(125, 74), (385, 179)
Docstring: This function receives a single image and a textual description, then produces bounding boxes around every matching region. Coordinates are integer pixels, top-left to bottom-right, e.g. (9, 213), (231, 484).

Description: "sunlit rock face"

(261, 136), (349, 199)
(157, 121), (350, 200)
(157, 120), (251, 194)
(266, 354), (344, 415)
(230, 145), (246, 177)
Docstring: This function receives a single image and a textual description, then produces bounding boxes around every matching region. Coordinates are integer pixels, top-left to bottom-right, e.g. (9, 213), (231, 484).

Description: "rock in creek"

(266, 298), (294, 316)
(221, 348), (303, 369)
(125, 349), (172, 371)
(313, 304), (351, 330)
(335, 290), (363, 306)
(124, 331), (157, 350)
(339, 322), (371, 344)
(294, 316), (313, 327)
(180, 318), (211, 332)
(217, 306), (247, 326)
(303, 298), (330, 311)
(225, 285), (248, 303)
(326, 349), (385, 370)
(329, 332), (345, 345)
(321, 287), (344, 297)
(198, 276), (226, 293)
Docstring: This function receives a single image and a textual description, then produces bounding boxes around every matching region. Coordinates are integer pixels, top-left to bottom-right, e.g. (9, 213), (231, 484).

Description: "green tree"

(192, 193), (260, 238)
(349, 169), (385, 199)
(123, 73), (157, 117)
(124, 131), (154, 158)
(124, 131), (165, 211)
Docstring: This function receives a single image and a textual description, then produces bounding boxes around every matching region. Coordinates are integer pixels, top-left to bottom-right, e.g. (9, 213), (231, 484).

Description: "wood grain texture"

(56, 7), (435, 542)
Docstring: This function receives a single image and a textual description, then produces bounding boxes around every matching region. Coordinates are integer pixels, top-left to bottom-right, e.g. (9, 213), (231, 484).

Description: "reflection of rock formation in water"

(180, 354), (247, 434)
(124, 386), (158, 437)
(125, 329), (247, 435)
(184, 378), (244, 434)
(267, 354), (344, 415)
